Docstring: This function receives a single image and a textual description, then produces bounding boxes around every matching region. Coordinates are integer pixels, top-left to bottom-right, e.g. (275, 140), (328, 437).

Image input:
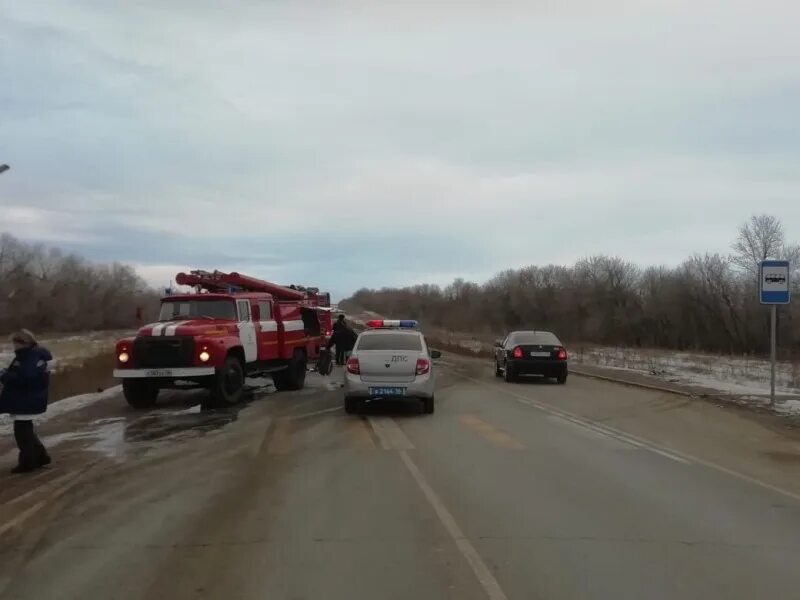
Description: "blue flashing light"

(366, 319), (419, 328)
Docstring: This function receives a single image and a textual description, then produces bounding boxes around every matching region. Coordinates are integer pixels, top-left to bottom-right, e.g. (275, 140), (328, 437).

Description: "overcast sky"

(2, 1), (799, 299)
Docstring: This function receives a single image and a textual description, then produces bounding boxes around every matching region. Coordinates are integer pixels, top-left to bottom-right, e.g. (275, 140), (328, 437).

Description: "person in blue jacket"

(0, 329), (52, 473)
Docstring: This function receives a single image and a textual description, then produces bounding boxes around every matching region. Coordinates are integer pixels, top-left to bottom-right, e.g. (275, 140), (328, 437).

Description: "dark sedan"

(494, 330), (568, 384)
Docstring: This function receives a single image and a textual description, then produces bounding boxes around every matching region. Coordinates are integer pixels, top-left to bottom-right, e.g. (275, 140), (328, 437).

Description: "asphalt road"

(2, 357), (800, 599)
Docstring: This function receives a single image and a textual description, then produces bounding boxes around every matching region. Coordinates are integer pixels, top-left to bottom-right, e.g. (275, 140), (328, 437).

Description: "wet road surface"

(2, 358), (800, 598)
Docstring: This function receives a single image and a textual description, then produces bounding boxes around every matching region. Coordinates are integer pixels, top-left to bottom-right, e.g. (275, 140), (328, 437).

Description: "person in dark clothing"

(327, 322), (359, 366)
(332, 314), (346, 334)
(0, 329), (52, 473)
(340, 327), (358, 357)
(329, 315), (347, 364)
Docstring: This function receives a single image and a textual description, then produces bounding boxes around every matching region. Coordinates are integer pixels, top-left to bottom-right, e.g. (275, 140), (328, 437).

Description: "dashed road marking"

(345, 418), (377, 449)
(459, 415), (525, 450)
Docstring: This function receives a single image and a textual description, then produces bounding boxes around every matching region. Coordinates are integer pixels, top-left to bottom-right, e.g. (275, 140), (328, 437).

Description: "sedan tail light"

(346, 357), (360, 374)
(512, 346), (523, 359)
(416, 358), (431, 375)
(557, 348), (568, 360)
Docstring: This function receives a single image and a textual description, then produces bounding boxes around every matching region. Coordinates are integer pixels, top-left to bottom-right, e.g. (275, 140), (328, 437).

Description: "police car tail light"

(415, 358), (431, 375)
(346, 356), (360, 374)
(557, 348), (568, 360)
(513, 346), (523, 359)
(366, 320), (418, 329)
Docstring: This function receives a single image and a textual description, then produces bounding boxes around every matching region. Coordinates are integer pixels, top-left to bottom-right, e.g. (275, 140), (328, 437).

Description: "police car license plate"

(530, 352), (551, 357)
(370, 387), (405, 396)
(145, 369), (173, 377)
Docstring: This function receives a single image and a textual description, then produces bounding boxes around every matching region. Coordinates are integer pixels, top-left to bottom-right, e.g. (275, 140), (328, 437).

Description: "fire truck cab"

(113, 270), (331, 408)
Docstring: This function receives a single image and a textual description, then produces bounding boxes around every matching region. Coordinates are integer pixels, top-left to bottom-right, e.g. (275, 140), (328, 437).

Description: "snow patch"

(573, 346), (800, 414)
(0, 386), (121, 434)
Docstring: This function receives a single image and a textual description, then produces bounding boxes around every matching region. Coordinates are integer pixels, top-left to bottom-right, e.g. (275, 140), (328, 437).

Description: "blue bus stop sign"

(760, 260), (790, 304)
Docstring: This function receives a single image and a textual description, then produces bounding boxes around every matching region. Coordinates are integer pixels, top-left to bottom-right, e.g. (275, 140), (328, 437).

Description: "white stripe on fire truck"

(165, 323), (181, 336)
(260, 321), (278, 332)
(283, 320), (305, 332)
(151, 323), (166, 336)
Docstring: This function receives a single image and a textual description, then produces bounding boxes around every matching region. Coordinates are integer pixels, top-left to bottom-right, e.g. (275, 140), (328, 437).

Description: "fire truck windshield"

(158, 299), (237, 321)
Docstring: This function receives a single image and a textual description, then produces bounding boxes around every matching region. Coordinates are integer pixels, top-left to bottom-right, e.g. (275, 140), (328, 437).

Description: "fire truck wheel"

(209, 355), (245, 406)
(123, 380), (159, 409)
(273, 352), (307, 391)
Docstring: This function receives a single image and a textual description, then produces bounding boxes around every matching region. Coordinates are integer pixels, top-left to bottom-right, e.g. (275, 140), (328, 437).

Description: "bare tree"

(0, 233), (160, 335)
(731, 214), (786, 274)
(343, 222), (800, 357)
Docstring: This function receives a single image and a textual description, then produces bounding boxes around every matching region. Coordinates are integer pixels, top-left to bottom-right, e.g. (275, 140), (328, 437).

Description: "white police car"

(344, 320), (440, 414)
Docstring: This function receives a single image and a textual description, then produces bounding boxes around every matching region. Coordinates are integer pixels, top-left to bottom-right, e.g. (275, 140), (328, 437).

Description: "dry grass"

(49, 351), (119, 402)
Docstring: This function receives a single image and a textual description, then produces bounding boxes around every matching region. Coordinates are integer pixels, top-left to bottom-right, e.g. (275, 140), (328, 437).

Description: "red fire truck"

(113, 270), (332, 408)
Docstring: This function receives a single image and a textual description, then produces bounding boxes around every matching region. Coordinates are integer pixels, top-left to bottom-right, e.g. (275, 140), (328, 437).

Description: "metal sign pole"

(770, 304), (777, 407)
(759, 259), (790, 408)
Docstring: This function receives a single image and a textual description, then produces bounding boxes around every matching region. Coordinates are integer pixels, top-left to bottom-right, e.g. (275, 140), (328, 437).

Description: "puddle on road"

(28, 382), (273, 462)
(28, 401), (257, 462)
(1, 373), (335, 463)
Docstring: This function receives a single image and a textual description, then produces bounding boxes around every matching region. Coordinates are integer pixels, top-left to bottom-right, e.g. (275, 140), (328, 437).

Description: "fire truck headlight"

(118, 352), (130, 364)
(199, 351), (211, 363)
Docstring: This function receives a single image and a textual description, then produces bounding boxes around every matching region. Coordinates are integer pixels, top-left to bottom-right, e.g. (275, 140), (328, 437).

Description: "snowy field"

(570, 346), (800, 413)
(0, 330), (134, 373)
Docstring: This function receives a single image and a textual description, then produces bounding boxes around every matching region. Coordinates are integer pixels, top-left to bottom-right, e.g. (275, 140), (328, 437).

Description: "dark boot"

(13, 420), (46, 473)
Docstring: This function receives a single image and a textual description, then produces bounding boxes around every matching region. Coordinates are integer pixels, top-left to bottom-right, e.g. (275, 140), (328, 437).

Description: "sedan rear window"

(356, 333), (423, 351)
(511, 332), (561, 346)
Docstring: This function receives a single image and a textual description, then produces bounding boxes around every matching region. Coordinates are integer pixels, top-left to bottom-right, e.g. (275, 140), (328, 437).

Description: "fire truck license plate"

(145, 369), (173, 377)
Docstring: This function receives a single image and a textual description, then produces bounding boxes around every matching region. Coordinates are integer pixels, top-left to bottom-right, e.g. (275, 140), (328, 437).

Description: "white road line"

(368, 417), (415, 450)
(649, 448), (691, 464)
(288, 406), (342, 420)
(461, 374), (800, 504)
(547, 415), (637, 450)
(399, 450), (508, 600)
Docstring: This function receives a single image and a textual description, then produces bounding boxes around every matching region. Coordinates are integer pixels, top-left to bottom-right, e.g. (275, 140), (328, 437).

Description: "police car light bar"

(365, 319), (418, 328)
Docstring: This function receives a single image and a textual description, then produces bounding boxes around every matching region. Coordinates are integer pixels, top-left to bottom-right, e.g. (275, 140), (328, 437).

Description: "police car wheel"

(422, 396), (435, 414)
(495, 361), (503, 377)
(504, 364), (517, 383)
(344, 397), (359, 414)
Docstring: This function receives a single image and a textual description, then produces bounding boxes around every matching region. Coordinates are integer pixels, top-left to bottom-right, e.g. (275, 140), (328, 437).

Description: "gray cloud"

(2, 1), (800, 299)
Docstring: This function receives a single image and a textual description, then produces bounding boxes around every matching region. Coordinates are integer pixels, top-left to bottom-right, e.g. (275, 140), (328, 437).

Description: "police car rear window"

(357, 333), (423, 351)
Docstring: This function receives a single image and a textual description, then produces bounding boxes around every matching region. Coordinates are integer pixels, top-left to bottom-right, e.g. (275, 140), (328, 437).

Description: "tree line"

(0, 233), (161, 335)
(342, 215), (800, 356)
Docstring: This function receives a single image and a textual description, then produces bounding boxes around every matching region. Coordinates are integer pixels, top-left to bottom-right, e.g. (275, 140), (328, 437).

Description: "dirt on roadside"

(49, 352), (119, 402)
